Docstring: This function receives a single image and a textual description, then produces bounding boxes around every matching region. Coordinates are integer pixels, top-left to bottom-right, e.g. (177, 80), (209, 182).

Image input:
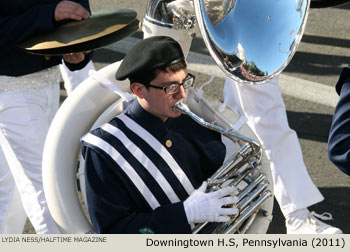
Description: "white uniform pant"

(0, 84), (60, 234)
(223, 76), (324, 217)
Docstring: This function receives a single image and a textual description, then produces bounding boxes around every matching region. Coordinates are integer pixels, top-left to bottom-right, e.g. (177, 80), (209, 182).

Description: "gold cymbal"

(19, 9), (140, 56)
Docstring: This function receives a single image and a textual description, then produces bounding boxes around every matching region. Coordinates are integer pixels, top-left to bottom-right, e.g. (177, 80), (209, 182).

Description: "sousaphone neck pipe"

(174, 101), (261, 150)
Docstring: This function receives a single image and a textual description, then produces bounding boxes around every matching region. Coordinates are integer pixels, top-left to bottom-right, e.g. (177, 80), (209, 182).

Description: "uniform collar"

(126, 99), (175, 139)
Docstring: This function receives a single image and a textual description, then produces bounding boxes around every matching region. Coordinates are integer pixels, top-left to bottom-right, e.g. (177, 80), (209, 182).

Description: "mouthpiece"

(174, 101), (190, 114)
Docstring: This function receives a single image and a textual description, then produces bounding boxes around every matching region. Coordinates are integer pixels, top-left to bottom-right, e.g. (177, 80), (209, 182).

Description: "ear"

(130, 82), (146, 98)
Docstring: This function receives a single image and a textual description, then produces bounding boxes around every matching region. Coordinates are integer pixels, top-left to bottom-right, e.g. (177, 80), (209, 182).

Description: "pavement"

(25, 1), (350, 234)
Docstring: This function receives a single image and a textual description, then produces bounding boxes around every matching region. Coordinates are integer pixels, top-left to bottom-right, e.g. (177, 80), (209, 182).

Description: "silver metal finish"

(144, 0), (310, 84)
(193, 0), (310, 84)
(144, 0), (196, 29)
(175, 101), (261, 149)
(175, 101), (272, 234)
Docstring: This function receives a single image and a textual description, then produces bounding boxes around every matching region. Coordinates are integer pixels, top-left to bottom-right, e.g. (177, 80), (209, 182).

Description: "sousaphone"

(42, 0), (310, 233)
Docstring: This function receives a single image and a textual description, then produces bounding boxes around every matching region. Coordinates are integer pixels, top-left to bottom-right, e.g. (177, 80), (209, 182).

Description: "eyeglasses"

(146, 73), (195, 95)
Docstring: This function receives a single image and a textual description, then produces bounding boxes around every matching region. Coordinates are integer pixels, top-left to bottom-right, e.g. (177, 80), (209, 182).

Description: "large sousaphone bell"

(194, 0), (310, 83)
(144, 0), (309, 84)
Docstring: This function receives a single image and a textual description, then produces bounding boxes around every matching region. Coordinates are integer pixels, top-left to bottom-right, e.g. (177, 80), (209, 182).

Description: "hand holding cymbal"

(63, 52), (87, 64)
(18, 9), (140, 56)
(55, 0), (90, 21)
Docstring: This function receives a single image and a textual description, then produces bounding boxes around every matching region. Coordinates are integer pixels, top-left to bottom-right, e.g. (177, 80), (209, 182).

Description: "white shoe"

(286, 211), (343, 234)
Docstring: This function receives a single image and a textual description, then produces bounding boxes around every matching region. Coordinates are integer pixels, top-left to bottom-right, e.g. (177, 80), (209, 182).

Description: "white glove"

(184, 181), (239, 224)
(167, 0), (195, 17)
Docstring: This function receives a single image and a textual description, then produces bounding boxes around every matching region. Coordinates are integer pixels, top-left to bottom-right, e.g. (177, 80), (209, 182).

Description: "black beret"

(115, 36), (185, 82)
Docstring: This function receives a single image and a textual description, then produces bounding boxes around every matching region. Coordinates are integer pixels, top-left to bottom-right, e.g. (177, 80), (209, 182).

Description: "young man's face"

(137, 68), (187, 122)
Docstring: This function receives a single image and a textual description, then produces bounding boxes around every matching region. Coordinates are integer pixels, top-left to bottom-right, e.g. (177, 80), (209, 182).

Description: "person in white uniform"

(223, 76), (342, 234)
(0, 0), (92, 234)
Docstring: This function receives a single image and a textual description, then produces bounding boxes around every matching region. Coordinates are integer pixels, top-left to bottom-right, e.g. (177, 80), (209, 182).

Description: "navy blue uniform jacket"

(81, 100), (227, 233)
(328, 67), (350, 175)
(0, 0), (91, 77)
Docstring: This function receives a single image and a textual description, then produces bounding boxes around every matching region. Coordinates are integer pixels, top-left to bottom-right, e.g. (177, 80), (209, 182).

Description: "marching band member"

(328, 66), (350, 176)
(81, 36), (239, 233)
(0, 0), (92, 234)
(163, 0), (342, 234)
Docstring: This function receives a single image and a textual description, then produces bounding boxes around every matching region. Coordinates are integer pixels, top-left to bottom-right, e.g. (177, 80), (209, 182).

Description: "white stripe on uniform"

(82, 133), (161, 210)
(117, 114), (195, 195)
(101, 123), (181, 203)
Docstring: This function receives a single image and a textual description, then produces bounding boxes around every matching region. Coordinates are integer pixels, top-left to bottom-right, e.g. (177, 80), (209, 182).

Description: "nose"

(174, 85), (186, 100)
